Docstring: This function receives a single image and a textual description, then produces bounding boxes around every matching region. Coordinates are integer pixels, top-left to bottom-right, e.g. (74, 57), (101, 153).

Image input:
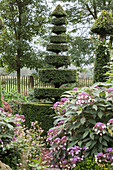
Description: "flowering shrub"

(0, 103), (45, 169)
(47, 82), (113, 168)
(0, 108), (24, 168)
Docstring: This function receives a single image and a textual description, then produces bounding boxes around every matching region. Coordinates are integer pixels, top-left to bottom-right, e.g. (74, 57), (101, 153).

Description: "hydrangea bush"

(47, 82), (113, 169)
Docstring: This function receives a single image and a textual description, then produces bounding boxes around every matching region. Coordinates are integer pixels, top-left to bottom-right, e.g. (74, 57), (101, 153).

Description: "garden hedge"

(45, 55), (70, 68)
(52, 17), (66, 25)
(39, 69), (77, 86)
(21, 102), (54, 136)
(34, 87), (71, 99)
(47, 44), (68, 53)
(50, 35), (67, 43)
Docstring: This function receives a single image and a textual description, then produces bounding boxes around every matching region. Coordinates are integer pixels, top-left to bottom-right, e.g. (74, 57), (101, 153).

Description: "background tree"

(52, 0), (113, 67)
(0, 0), (49, 92)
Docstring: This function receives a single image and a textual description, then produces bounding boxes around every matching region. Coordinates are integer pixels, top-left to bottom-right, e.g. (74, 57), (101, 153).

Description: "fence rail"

(0, 76), (93, 95)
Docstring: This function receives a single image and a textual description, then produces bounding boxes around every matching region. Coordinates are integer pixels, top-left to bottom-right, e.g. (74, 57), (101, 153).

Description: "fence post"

(30, 76), (34, 89)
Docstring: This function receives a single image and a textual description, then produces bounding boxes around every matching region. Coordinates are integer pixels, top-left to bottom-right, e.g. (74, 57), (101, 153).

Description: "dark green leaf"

(83, 131), (89, 138)
(88, 119), (96, 125)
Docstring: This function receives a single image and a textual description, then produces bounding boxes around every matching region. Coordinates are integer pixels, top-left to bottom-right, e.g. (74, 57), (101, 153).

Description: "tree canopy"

(0, 0), (49, 92)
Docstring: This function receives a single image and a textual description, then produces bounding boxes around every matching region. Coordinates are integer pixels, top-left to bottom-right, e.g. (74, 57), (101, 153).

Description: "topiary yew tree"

(91, 10), (113, 83)
(34, 4), (77, 102)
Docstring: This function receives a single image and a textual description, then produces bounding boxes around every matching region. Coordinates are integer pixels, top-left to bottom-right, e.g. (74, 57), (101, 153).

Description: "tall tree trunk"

(17, 67), (20, 93)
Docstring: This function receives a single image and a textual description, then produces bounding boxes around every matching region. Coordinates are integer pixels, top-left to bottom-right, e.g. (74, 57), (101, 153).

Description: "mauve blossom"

(72, 88), (78, 91)
(97, 152), (103, 157)
(62, 160), (68, 164)
(93, 122), (106, 129)
(61, 136), (66, 141)
(108, 119), (113, 124)
(0, 108), (4, 112)
(107, 87), (113, 92)
(61, 98), (67, 102)
(20, 115), (24, 119)
(106, 148), (113, 153)
(78, 92), (89, 96)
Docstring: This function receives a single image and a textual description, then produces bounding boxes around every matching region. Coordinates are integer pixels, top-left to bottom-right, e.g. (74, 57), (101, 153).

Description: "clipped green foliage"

(45, 55), (70, 68)
(0, 18), (3, 29)
(91, 10), (113, 35)
(52, 17), (67, 25)
(47, 44), (68, 53)
(21, 103), (54, 136)
(39, 69), (77, 86)
(94, 43), (110, 83)
(52, 4), (67, 17)
(50, 35), (67, 43)
(34, 87), (71, 99)
(52, 25), (66, 34)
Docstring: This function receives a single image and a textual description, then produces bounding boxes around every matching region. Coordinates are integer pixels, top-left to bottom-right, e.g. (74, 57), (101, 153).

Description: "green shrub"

(21, 102), (55, 136)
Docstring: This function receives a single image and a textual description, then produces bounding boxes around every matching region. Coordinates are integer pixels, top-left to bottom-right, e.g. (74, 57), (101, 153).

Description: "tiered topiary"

(34, 4), (77, 102)
(91, 10), (113, 83)
(21, 5), (77, 135)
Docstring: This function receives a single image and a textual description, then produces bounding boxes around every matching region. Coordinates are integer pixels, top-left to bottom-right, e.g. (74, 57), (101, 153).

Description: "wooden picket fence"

(0, 76), (93, 95)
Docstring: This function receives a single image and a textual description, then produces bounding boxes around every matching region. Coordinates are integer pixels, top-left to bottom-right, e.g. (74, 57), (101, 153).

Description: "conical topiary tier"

(34, 4), (77, 102)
